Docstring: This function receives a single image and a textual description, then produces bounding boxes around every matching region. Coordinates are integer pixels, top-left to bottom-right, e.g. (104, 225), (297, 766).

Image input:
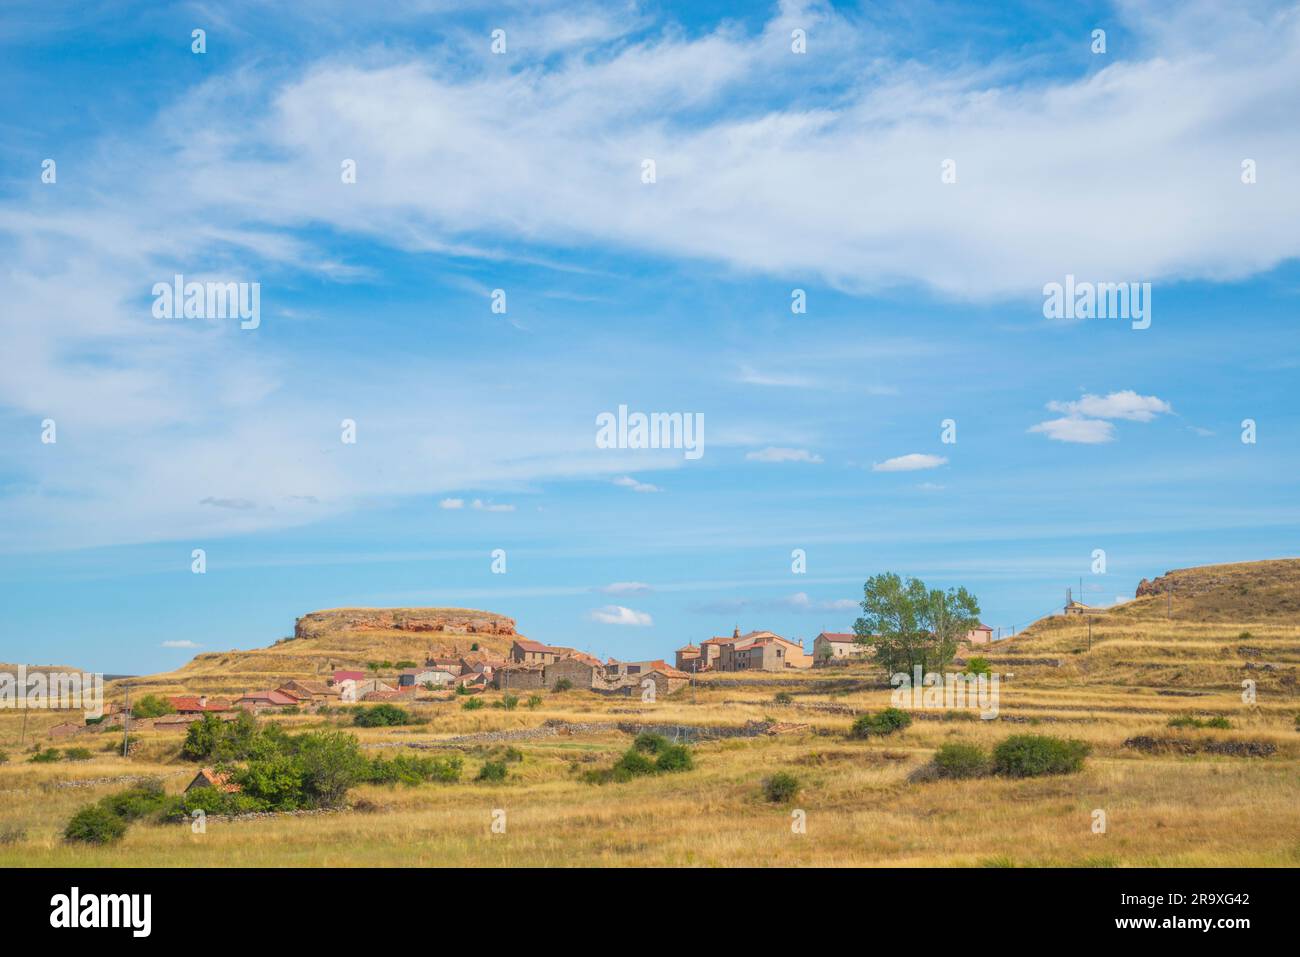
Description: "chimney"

(198, 695), (207, 708)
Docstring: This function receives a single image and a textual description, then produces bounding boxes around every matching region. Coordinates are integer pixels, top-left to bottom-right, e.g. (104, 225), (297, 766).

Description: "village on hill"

(42, 614), (1004, 742)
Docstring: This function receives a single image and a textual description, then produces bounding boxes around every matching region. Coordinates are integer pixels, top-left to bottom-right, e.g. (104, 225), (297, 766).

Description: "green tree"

(131, 693), (175, 719)
(853, 573), (980, 675)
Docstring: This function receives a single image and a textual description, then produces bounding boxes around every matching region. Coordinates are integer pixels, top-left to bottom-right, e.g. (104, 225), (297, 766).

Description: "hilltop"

(985, 558), (1300, 691)
(112, 607), (522, 699)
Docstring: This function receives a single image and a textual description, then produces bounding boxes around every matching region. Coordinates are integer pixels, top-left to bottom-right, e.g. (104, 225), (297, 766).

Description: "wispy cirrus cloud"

(872, 453), (947, 473)
(746, 447), (823, 463)
(613, 476), (661, 493)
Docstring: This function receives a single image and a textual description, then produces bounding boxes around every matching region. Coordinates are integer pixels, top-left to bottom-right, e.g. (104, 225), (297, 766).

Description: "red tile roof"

(167, 696), (231, 713)
(239, 690), (297, 706)
(191, 768), (241, 793)
(512, 639), (555, 653)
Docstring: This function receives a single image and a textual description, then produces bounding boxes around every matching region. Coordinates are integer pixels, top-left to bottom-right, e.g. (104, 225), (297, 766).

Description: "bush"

(655, 745), (694, 773)
(763, 771), (800, 803)
(476, 760), (508, 782)
(773, 691), (793, 705)
(98, 781), (170, 821)
(0, 750), (8, 764)
(130, 693), (175, 719)
(526, 694), (543, 710)
(1168, 715), (1231, 730)
(633, 732), (669, 755)
(850, 708), (912, 739)
(933, 742), (990, 779)
(368, 753), (463, 786)
(992, 735), (1090, 777)
(462, 697), (485, 711)
(552, 678), (573, 692)
(493, 693), (519, 711)
(395, 660), (418, 669)
(64, 805), (128, 844)
(63, 747), (93, 761)
(30, 748), (62, 763)
(612, 748), (658, 779)
(964, 657), (991, 676)
(353, 704), (412, 727)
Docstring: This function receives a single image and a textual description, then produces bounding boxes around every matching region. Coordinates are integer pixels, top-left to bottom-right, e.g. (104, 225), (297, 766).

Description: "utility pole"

(1087, 617), (1092, 651)
(122, 685), (131, 758)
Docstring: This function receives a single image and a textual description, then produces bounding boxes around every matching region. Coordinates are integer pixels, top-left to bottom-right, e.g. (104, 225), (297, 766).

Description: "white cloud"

(471, 499), (515, 512)
(613, 476), (661, 493)
(438, 498), (465, 509)
(148, 3), (1300, 300)
(589, 605), (653, 626)
(600, 582), (652, 594)
(784, 592), (857, 612)
(161, 640), (202, 649)
(746, 447), (823, 463)
(872, 453), (948, 472)
(1028, 417), (1115, 444)
(1047, 391), (1173, 422)
(1032, 391), (1171, 443)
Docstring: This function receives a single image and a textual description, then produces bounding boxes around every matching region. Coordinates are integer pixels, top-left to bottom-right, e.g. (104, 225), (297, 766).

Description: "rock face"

(294, 608), (516, 640)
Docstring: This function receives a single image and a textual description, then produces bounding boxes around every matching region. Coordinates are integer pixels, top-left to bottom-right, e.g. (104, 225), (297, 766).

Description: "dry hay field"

(1, 560), (1297, 867)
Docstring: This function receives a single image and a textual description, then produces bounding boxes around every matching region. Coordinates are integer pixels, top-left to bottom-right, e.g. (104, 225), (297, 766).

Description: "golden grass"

(2, 560), (1296, 866)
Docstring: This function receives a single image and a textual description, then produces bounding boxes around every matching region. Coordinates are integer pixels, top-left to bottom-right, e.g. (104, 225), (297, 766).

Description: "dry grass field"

(2, 560), (1297, 867)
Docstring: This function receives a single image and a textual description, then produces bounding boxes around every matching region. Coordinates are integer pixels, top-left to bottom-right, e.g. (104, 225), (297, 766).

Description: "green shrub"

(0, 750), (8, 764)
(462, 697), (485, 711)
(98, 780), (170, 821)
(493, 693), (519, 711)
(849, 707), (912, 739)
(353, 704), (412, 727)
(63, 747), (93, 761)
(933, 742), (990, 779)
(992, 735), (1089, 777)
(612, 748), (658, 779)
(501, 746), (524, 763)
(64, 805), (127, 844)
(130, 693), (175, 719)
(1168, 715), (1231, 730)
(476, 760), (508, 782)
(552, 678), (573, 692)
(964, 657), (991, 676)
(30, 748), (62, 763)
(526, 694), (543, 710)
(773, 691), (793, 705)
(655, 745), (693, 773)
(633, 732), (669, 754)
(395, 660), (418, 669)
(763, 771), (800, 803)
(368, 753), (463, 786)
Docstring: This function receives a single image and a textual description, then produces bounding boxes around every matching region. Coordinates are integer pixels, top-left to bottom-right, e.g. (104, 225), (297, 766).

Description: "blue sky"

(0, 0), (1297, 673)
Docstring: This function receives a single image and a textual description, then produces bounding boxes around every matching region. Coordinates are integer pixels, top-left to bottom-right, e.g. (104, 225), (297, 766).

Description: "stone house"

(398, 668), (455, 688)
(962, 624), (994, 645)
(674, 644), (702, 671)
(813, 631), (868, 663)
(543, 655), (598, 691)
(494, 664), (545, 691)
(510, 639), (561, 665)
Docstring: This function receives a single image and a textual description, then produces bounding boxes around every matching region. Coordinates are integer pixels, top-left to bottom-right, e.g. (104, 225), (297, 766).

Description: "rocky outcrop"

(293, 608), (516, 640)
